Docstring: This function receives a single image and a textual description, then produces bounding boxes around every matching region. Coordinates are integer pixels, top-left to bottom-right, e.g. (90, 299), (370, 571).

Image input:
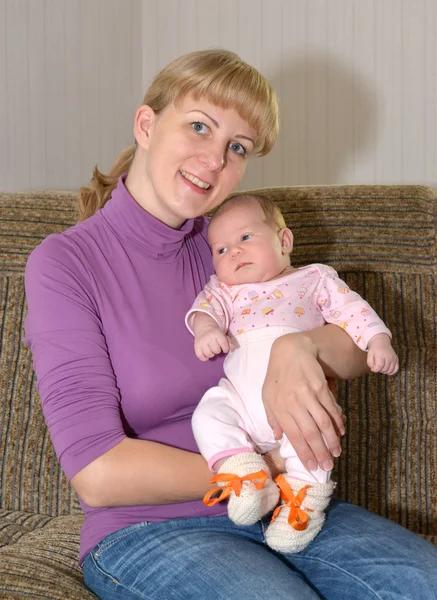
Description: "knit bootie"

(203, 452), (280, 526)
(265, 474), (336, 553)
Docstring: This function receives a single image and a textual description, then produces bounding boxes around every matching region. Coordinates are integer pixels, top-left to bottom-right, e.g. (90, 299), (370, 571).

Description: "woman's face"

(135, 95), (257, 228)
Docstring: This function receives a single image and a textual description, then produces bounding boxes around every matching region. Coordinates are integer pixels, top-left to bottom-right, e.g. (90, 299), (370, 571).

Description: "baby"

(185, 194), (398, 553)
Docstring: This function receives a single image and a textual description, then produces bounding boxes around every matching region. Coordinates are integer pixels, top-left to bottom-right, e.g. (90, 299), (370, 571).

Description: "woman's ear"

(279, 228), (294, 255)
(133, 105), (156, 150)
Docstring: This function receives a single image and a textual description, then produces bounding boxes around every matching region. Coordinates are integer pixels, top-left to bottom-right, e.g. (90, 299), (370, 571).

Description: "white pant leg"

(279, 436), (331, 483)
(227, 328), (332, 484)
(223, 328), (282, 449)
(194, 327), (300, 471)
(192, 377), (256, 471)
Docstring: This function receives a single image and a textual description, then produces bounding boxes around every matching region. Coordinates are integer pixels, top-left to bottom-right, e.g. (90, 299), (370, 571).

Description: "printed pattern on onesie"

(186, 264), (391, 351)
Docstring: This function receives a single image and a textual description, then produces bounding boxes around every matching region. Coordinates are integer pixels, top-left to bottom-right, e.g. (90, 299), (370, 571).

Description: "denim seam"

(97, 521), (149, 553)
(89, 551), (153, 600)
(292, 556), (383, 600)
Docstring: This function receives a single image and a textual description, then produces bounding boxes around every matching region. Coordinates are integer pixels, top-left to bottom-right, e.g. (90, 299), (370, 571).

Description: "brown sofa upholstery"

(0, 185), (436, 598)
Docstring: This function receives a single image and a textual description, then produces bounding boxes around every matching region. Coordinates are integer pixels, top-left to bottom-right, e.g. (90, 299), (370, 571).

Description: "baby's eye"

(229, 141), (247, 156)
(191, 121), (209, 134)
(217, 247), (227, 255)
(241, 233), (252, 241)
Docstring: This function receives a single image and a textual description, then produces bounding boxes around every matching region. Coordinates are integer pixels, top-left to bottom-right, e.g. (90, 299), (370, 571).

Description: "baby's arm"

(191, 312), (235, 361)
(185, 277), (235, 361)
(316, 265), (398, 375)
(367, 333), (399, 375)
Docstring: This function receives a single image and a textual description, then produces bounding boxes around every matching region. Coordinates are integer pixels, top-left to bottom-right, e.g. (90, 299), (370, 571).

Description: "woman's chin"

(176, 198), (215, 221)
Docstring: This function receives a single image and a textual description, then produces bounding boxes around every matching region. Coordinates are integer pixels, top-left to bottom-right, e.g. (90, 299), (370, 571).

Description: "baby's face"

(208, 203), (290, 285)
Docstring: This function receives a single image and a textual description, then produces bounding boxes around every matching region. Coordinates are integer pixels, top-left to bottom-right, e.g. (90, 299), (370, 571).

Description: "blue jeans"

(83, 499), (437, 599)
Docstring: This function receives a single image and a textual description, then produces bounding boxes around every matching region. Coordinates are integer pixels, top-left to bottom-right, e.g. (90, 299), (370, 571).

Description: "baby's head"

(207, 194), (293, 285)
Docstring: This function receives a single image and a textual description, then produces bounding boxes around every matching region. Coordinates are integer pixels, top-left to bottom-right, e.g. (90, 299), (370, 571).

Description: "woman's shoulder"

(25, 216), (102, 281)
(28, 222), (82, 260)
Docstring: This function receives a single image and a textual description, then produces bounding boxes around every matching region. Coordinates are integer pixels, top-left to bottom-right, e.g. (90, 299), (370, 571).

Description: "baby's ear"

(279, 228), (293, 255)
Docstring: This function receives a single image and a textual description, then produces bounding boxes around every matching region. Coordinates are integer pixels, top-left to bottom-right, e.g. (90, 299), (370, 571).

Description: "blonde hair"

(78, 49), (279, 221)
(212, 193), (287, 231)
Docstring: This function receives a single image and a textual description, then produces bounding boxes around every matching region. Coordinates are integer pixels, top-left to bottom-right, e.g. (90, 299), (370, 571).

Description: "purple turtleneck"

(24, 176), (226, 564)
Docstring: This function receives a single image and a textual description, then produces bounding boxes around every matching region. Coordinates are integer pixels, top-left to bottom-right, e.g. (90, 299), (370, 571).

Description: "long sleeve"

(24, 234), (126, 481)
(315, 265), (391, 351)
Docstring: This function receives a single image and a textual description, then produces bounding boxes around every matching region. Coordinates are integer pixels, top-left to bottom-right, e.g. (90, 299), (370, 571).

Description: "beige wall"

(0, 0), (142, 191)
(1, 0), (436, 191)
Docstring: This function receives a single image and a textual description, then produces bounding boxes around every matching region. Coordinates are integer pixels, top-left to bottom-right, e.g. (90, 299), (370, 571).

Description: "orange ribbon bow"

(270, 474), (313, 531)
(203, 470), (269, 507)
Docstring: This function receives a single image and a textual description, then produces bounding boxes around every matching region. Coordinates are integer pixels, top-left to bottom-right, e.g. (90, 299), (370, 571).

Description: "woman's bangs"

(174, 71), (278, 156)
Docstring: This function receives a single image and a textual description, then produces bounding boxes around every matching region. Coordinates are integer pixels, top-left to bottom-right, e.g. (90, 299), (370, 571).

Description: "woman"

(24, 49), (437, 600)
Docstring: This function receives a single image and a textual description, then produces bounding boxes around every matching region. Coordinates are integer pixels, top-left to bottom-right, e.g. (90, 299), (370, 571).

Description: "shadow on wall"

(244, 54), (378, 188)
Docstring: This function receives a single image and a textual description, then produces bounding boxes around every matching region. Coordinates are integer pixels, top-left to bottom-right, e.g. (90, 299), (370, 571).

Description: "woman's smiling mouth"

(179, 169), (212, 190)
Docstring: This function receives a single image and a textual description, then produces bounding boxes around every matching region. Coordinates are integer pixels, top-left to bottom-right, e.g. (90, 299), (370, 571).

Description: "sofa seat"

(0, 510), (96, 599)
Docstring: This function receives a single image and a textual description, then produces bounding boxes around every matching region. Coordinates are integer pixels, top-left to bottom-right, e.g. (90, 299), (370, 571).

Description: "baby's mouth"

(236, 262), (251, 271)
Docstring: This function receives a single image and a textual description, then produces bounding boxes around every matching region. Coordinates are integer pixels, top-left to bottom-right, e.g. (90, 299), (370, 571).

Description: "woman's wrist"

(275, 325), (368, 380)
(272, 331), (318, 359)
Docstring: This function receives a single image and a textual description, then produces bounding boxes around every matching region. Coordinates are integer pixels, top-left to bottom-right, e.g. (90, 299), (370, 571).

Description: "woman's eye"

(241, 233), (252, 241)
(191, 121), (208, 134)
(218, 247), (227, 255)
(229, 142), (247, 156)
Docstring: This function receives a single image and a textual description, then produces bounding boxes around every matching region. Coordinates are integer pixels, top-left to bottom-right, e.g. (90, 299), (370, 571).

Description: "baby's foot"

(203, 452), (280, 526)
(265, 474), (336, 553)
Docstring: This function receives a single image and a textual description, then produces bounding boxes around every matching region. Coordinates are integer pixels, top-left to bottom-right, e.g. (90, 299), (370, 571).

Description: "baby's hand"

(194, 327), (235, 361)
(367, 334), (399, 375)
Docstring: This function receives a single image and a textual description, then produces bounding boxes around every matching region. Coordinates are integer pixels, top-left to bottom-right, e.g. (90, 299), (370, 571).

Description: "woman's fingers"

(306, 395), (341, 462)
(283, 405), (339, 471)
(325, 377), (345, 436)
(312, 387), (344, 454)
(263, 383), (339, 470)
(263, 383), (343, 469)
(264, 406), (283, 441)
(278, 411), (327, 471)
(262, 333), (347, 470)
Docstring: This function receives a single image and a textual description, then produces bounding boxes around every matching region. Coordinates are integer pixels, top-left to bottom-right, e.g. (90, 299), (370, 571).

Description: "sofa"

(0, 184), (436, 599)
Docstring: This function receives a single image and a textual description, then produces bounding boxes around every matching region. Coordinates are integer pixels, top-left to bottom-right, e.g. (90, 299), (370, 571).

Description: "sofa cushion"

(0, 192), (80, 517)
(0, 510), (96, 598)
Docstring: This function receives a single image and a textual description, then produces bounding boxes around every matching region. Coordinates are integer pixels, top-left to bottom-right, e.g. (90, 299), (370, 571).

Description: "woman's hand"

(262, 332), (345, 472)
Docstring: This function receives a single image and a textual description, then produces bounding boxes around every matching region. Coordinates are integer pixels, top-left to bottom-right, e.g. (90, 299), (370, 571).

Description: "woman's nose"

(199, 147), (226, 171)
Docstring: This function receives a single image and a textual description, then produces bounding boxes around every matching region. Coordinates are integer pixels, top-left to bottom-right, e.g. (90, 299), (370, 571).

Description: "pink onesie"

(186, 264), (391, 483)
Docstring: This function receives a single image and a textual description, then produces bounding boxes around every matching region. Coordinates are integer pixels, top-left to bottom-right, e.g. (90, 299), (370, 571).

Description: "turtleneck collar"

(100, 175), (198, 261)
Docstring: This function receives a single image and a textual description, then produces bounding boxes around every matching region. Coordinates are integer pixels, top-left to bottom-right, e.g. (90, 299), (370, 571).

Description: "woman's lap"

(83, 516), (317, 600)
(83, 499), (437, 600)
(291, 499), (437, 599)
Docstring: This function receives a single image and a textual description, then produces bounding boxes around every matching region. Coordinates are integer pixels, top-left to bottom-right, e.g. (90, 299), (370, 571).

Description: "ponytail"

(78, 145), (136, 221)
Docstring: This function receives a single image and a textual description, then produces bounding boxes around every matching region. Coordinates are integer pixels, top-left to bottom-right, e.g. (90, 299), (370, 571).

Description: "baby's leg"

(281, 437), (332, 484)
(193, 378), (279, 525)
(192, 377), (255, 470)
(265, 436), (335, 553)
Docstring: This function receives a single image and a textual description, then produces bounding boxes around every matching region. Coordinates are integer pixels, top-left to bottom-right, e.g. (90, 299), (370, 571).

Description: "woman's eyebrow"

(187, 110), (219, 128)
(187, 110), (255, 145)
